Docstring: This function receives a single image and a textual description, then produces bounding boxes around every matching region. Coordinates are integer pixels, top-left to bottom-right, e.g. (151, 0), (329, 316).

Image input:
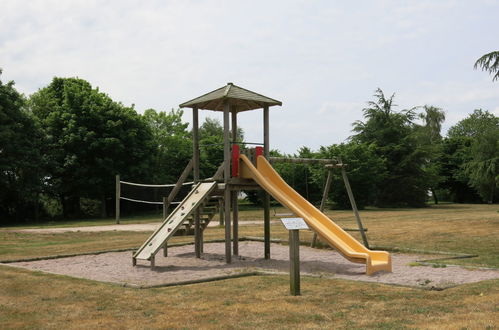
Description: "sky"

(1, 0), (498, 154)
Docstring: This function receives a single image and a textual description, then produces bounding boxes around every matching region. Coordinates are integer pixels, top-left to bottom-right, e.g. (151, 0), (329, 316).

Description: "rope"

(120, 197), (180, 205)
(119, 180), (194, 188)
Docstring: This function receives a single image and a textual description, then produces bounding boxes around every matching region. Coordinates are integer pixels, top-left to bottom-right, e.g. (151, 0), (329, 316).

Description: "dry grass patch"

(0, 266), (497, 329)
(1, 204), (497, 267)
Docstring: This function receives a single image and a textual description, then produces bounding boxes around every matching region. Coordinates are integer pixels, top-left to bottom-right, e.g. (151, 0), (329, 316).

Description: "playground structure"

(268, 156), (369, 248)
(131, 83), (392, 275)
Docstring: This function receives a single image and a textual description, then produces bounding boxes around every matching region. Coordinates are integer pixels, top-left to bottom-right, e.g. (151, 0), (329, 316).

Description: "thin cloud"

(1, 0), (498, 153)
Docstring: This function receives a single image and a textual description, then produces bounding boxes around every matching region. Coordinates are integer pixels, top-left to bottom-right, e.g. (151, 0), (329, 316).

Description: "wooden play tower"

(132, 82), (391, 275)
(180, 82), (282, 263)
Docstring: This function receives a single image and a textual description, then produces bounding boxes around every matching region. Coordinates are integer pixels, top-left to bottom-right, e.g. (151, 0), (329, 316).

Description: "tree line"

(1, 72), (497, 224)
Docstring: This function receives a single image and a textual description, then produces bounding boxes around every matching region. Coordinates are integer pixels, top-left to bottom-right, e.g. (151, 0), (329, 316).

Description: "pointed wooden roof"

(179, 83), (282, 112)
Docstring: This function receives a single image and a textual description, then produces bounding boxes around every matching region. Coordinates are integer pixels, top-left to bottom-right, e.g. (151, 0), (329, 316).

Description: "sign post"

(280, 217), (309, 296)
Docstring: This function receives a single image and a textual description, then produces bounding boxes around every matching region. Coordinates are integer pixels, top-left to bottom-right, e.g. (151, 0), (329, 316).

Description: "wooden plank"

(133, 182), (217, 262)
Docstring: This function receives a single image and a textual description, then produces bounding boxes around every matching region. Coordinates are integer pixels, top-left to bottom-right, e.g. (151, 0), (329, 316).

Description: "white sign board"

(280, 218), (309, 230)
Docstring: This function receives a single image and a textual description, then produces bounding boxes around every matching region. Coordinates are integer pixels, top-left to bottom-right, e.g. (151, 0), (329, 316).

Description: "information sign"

(280, 217), (309, 230)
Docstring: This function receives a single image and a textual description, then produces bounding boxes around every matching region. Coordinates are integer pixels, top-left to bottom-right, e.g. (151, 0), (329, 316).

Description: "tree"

(30, 77), (155, 218)
(416, 106), (446, 203)
(352, 88), (429, 207)
(437, 137), (482, 203)
(442, 109), (498, 203)
(474, 51), (499, 81)
(142, 108), (191, 184)
(318, 142), (386, 209)
(418, 106), (446, 144)
(0, 70), (43, 223)
(463, 127), (498, 203)
(448, 109), (498, 138)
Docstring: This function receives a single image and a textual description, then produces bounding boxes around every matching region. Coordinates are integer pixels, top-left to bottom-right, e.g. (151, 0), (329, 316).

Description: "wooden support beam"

(192, 107), (200, 182)
(263, 105), (271, 259)
(224, 102), (232, 263)
(218, 198), (224, 226)
(163, 197), (167, 220)
(193, 107), (202, 258)
(270, 157), (339, 165)
(231, 109), (239, 256)
(166, 159), (193, 209)
(341, 164), (369, 248)
(311, 168), (333, 247)
(232, 191), (239, 255)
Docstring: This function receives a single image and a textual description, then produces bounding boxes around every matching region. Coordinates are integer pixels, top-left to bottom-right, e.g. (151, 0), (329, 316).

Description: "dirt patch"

(5, 241), (498, 289)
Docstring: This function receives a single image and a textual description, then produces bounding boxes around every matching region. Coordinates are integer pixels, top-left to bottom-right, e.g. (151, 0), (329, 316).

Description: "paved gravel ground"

(6, 241), (498, 289)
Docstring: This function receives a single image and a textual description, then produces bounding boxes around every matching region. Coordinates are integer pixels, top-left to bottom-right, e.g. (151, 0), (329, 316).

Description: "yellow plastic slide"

(239, 154), (392, 275)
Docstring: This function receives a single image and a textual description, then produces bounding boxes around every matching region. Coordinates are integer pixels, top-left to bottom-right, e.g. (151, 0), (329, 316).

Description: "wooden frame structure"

(180, 83), (282, 263)
(269, 156), (369, 248)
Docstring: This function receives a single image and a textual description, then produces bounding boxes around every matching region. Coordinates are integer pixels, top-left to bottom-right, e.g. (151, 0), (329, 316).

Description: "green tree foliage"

(352, 88), (429, 207)
(445, 109), (498, 203)
(142, 109), (191, 183)
(198, 117), (243, 179)
(464, 127), (498, 203)
(29, 77), (155, 218)
(437, 137), (482, 203)
(318, 142), (385, 209)
(0, 71), (43, 223)
(474, 51), (499, 81)
(289, 147), (320, 202)
(415, 106), (446, 203)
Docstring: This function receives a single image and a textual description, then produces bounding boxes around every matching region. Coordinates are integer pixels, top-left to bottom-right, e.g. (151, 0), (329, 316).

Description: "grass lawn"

(1, 203), (498, 328)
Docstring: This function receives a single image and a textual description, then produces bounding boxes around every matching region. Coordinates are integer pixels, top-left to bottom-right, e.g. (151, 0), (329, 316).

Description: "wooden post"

(311, 168), (333, 247)
(231, 109), (239, 256)
(115, 174), (120, 224)
(263, 105), (271, 259)
(218, 198), (224, 226)
(193, 107), (200, 182)
(232, 191), (239, 255)
(193, 107), (202, 258)
(289, 229), (300, 296)
(161, 197), (168, 257)
(163, 197), (167, 220)
(223, 102), (232, 263)
(340, 164), (369, 248)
